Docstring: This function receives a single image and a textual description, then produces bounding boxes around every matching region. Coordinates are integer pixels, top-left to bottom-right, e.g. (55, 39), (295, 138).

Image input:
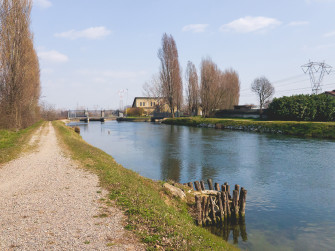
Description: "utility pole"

(302, 61), (332, 94)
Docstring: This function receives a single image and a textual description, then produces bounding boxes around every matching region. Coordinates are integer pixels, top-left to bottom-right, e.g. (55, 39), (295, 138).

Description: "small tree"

(251, 77), (274, 117)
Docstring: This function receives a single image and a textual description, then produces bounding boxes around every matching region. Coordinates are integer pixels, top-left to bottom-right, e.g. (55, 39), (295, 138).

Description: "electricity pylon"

(301, 61), (332, 94)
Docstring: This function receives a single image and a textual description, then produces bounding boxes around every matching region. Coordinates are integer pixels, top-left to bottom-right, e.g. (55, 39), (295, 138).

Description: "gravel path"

(0, 122), (144, 250)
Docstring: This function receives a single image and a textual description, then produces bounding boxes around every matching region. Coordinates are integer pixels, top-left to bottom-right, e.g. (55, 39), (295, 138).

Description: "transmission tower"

(301, 61), (332, 94)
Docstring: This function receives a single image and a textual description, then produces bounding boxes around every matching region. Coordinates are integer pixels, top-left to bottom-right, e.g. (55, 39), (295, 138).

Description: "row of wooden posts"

(184, 179), (247, 226)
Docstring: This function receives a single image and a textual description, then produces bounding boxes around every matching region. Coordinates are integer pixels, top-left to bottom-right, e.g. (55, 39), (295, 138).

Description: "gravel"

(0, 122), (144, 250)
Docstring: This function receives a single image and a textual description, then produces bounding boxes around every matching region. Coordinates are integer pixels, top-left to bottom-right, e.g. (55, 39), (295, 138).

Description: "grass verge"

(163, 117), (335, 140)
(53, 120), (238, 250)
(0, 120), (44, 165)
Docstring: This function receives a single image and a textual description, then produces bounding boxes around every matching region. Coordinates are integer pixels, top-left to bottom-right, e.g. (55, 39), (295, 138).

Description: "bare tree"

(142, 74), (164, 111)
(185, 61), (199, 116)
(158, 33), (183, 118)
(200, 57), (240, 117)
(251, 76), (274, 117)
(220, 69), (240, 109)
(0, 0), (40, 129)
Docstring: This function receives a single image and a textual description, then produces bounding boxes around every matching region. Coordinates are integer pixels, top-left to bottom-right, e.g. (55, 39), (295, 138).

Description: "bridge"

(67, 110), (118, 122)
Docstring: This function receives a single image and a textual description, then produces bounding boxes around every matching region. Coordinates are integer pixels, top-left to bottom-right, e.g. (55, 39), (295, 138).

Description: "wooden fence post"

(215, 183), (220, 191)
(200, 180), (205, 190)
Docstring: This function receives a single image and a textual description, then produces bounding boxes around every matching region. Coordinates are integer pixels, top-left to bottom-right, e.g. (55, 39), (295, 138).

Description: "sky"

(32, 0), (335, 110)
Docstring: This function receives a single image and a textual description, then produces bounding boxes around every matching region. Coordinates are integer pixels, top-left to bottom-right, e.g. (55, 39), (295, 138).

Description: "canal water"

(70, 121), (335, 250)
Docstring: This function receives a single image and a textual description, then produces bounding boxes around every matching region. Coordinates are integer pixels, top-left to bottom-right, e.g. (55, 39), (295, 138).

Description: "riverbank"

(0, 120), (44, 165)
(53, 121), (238, 250)
(162, 117), (335, 139)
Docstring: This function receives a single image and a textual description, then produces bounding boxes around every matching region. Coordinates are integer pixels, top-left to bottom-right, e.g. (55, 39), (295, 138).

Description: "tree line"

(144, 33), (241, 118)
(0, 0), (40, 129)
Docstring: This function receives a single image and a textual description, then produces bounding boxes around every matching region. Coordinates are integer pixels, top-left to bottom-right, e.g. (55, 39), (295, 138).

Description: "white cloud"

(34, 0), (52, 9)
(288, 21), (309, 26)
(38, 50), (69, 63)
(54, 27), (111, 40)
(324, 30), (335, 37)
(220, 16), (281, 33)
(182, 24), (209, 33)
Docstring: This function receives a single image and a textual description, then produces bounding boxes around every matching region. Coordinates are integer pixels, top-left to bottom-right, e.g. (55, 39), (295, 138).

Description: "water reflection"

(206, 217), (247, 245)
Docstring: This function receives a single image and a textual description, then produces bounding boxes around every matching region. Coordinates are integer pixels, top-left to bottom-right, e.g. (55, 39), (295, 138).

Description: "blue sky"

(32, 0), (335, 109)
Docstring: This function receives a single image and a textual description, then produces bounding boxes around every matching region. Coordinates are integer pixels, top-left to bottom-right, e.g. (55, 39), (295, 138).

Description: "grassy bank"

(163, 117), (335, 139)
(0, 121), (44, 165)
(53, 120), (237, 250)
(117, 117), (151, 122)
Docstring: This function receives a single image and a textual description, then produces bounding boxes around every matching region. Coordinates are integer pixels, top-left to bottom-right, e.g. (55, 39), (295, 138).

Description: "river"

(70, 120), (335, 250)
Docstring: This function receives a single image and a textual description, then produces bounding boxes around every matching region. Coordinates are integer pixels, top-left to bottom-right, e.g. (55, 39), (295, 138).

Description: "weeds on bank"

(53, 121), (237, 250)
(164, 117), (335, 140)
(0, 120), (44, 164)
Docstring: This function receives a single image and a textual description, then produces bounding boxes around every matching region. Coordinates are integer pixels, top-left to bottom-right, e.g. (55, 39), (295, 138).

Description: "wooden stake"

(200, 180), (205, 190)
(201, 196), (206, 223)
(207, 179), (214, 190)
(187, 182), (194, 190)
(233, 190), (239, 218)
(194, 181), (201, 191)
(215, 183), (220, 191)
(195, 195), (202, 225)
(240, 189), (247, 217)
(217, 192), (224, 222)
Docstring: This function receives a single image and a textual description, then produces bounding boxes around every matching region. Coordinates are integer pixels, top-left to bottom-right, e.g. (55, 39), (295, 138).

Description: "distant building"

(324, 90), (335, 97)
(234, 105), (254, 111)
(132, 97), (170, 115)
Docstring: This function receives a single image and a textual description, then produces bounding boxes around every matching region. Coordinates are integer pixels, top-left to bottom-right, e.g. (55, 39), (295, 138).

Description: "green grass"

(163, 117), (335, 140)
(53, 120), (238, 250)
(0, 120), (44, 164)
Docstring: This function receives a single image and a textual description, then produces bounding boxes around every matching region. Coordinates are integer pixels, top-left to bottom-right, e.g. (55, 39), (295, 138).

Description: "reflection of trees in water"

(160, 125), (182, 182)
(206, 217), (247, 244)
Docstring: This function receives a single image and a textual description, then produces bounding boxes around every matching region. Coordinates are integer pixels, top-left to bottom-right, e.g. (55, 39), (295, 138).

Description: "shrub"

(126, 107), (145, 117)
(74, 126), (80, 134)
(268, 94), (335, 121)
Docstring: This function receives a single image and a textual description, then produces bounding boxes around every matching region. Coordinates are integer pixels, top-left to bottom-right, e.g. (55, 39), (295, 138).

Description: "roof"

(324, 90), (335, 96)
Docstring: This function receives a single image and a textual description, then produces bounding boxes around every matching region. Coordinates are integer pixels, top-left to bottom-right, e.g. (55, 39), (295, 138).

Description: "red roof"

(325, 90), (335, 96)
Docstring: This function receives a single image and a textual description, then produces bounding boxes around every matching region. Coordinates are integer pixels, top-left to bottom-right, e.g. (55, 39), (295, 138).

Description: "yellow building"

(131, 97), (170, 115)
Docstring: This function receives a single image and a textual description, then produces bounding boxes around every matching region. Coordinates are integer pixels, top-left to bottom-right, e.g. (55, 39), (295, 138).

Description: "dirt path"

(0, 122), (143, 250)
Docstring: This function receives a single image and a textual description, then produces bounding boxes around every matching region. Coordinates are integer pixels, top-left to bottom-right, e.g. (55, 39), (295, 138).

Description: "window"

(151, 102), (153, 107)
(143, 102), (146, 106)
(140, 102), (142, 106)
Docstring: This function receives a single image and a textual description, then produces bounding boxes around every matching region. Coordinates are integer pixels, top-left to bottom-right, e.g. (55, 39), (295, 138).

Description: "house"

(324, 90), (335, 97)
(234, 105), (254, 111)
(132, 97), (170, 115)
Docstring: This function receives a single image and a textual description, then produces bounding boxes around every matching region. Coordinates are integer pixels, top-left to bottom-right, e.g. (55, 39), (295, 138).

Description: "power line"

(240, 82), (335, 97)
